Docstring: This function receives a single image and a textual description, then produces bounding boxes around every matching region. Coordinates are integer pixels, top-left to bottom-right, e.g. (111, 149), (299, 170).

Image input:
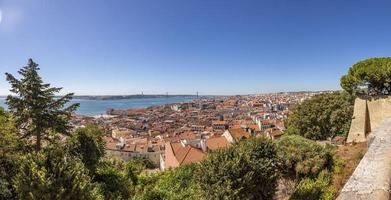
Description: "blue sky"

(1, 0), (391, 95)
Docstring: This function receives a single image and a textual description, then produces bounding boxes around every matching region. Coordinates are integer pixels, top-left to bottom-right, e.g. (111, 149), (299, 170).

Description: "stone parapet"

(337, 118), (391, 200)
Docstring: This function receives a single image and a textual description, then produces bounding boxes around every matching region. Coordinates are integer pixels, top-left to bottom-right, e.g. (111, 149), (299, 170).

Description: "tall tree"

(341, 57), (391, 95)
(5, 59), (79, 151)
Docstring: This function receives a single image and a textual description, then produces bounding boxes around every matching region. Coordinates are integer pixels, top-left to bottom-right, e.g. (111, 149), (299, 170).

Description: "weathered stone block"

(338, 118), (391, 200)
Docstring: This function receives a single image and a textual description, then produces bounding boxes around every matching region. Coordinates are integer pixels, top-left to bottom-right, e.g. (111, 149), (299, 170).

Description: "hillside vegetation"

(285, 92), (354, 140)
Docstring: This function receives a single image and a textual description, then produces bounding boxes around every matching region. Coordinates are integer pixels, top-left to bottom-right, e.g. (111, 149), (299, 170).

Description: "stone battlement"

(340, 95), (391, 199)
(347, 95), (391, 143)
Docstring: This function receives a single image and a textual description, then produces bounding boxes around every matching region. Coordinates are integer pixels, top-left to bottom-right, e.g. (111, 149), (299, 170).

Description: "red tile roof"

(206, 136), (229, 150)
(104, 136), (119, 151)
(229, 128), (251, 141)
(165, 142), (205, 168)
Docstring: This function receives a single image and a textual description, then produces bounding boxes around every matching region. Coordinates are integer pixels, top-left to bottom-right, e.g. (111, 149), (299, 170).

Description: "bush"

(12, 147), (103, 200)
(276, 135), (333, 179)
(154, 164), (198, 200)
(66, 125), (105, 174)
(94, 158), (135, 200)
(285, 92), (353, 140)
(0, 108), (20, 199)
(290, 170), (335, 200)
(195, 137), (279, 200)
(134, 171), (164, 199)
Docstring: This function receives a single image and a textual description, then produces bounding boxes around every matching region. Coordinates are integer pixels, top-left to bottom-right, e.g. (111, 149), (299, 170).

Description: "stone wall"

(346, 97), (368, 143)
(367, 96), (391, 132)
(347, 96), (391, 143)
(337, 118), (391, 200)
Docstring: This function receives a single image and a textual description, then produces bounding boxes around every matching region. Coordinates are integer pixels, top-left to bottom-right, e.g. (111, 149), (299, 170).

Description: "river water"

(0, 96), (197, 116)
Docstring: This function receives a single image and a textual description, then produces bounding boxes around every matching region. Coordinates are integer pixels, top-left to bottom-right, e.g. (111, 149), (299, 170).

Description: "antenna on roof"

(197, 91), (199, 98)
(166, 92), (168, 98)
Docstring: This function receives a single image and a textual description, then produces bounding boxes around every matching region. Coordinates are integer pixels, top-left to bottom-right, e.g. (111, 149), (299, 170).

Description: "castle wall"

(346, 98), (367, 143)
(337, 118), (391, 200)
(366, 96), (391, 132)
(347, 95), (391, 143)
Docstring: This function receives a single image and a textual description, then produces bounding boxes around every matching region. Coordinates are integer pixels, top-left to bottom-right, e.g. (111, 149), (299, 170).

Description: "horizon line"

(0, 89), (340, 97)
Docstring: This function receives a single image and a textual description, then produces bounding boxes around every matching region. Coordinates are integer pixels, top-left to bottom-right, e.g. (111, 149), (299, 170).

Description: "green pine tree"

(5, 58), (79, 151)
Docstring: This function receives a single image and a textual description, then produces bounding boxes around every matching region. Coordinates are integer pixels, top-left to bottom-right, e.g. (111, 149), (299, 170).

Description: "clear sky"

(1, 0), (391, 95)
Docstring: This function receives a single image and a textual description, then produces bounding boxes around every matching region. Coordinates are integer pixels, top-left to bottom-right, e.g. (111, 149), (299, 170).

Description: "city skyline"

(1, 0), (391, 95)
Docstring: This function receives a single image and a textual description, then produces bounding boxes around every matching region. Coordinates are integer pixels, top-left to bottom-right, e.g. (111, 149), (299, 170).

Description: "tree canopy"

(94, 158), (136, 200)
(12, 146), (103, 200)
(341, 57), (391, 95)
(5, 59), (79, 151)
(134, 138), (280, 200)
(285, 92), (353, 140)
(152, 164), (198, 200)
(66, 125), (105, 173)
(195, 137), (279, 200)
(0, 108), (19, 199)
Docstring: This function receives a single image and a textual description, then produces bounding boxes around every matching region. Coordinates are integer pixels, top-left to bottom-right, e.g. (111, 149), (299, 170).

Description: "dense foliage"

(196, 137), (279, 200)
(290, 170), (335, 200)
(0, 108), (20, 199)
(66, 125), (105, 173)
(285, 92), (353, 140)
(276, 135), (333, 179)
(275, 135), (336, 200)
(133, 137), (279, 200)
(94, 158), (136, 199)
(135, 164), (198, 200)
(12, 146), (103, 200)
(5, 59), (79, 151)
(341, 57), (391, 95)
(153, 164), (198, 200)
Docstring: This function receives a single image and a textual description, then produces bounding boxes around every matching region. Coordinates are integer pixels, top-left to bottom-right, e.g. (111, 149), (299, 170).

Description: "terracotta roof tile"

(169, 142), (205, 165)
(104, 136), (119, 150)
(206, 136), (229, 150)
(123, 144), (136, 152)
(179, 131), (198, 140)
(229, 128), (251, 141)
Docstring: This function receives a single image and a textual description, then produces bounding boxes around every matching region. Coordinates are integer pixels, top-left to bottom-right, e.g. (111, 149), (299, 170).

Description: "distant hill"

(72, 95), (197, 100)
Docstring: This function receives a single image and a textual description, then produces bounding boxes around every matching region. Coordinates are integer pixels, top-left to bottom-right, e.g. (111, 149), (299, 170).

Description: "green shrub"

(94, 158), (135, 200)
(12, 148), (103, 200)
(285, 92), (353, 140)
(154, 164), (198, 200)
(195, 137), (279, 200)
(276, 135), (333, 179)
(66, 125), (105, 174)
(290, 170), (333, 200)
